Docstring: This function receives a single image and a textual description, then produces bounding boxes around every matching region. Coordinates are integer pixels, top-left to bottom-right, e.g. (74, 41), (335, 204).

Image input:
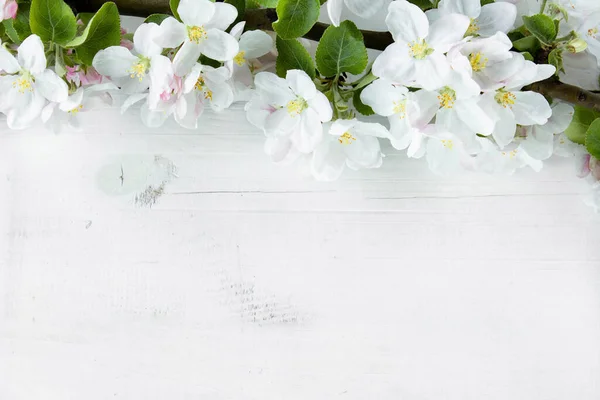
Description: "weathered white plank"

(1, 105), (600, 400)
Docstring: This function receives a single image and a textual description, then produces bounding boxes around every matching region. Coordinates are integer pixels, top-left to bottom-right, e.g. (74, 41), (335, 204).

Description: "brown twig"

(69, 1), (600, 112)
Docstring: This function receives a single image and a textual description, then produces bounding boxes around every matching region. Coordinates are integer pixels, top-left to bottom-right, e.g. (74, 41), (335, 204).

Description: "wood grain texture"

(1, 102), (600, 400)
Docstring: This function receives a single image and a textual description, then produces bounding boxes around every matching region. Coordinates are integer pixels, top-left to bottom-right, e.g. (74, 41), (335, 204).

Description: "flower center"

(194, 76), (213, 101)
(441, 139), (454, 149)
(469, 52), (488, 72)
(408, 39), (433, 60)
(495, 90), (516, 109)
(187, 25), (208, 43)
(338, 132), (356, 145)
(13, 70), (33, 94)
(234, 51), (246, 66)
(502, 149), (518, 159)
(393, 100), (407, 118)
(466, 19), (479, 36)
(588, 27), (598, 38)
(286, 97), (308, 116)
(129, 56), (150, 81)
(68, 104), (84, 114)
(437, 87), (456, 109)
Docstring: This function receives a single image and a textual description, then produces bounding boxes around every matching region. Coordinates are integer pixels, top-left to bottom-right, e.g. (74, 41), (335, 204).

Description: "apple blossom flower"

(156, 0), (239, 76)
(93, 22), (171, 96)
(326, 0), (389, 27)
(245, 70), (332, 160)
(0, 35), (68, 129)
(226, 22), (273, 86)
(427, 0), (517, 37)
(372, 0), (470, 90)
(311, 119), (389, 181)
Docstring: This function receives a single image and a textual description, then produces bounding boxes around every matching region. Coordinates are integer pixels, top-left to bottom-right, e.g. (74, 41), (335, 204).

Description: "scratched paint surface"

(1, 98), (600, 398)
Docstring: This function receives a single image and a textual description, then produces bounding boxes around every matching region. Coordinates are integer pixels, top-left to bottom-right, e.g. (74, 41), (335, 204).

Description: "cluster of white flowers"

(2, 0), (600, 208)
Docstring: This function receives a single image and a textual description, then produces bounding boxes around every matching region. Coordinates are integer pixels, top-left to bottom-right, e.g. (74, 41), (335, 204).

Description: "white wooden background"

(2, 15), (600, 400)
(1, 102), (600, 399)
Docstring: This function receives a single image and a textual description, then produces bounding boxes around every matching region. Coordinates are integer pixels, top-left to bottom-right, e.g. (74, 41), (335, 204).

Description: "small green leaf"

(275, 36), (315, 79)
(520, 51), (534, 61)
(565, 105), (600, 145)
(480, 0), (494, 4)
(353, 87), (374, 116)
(170, 0), (181, 21)
(547, 48), (563, 74)
(407, 0), (434, 10)
(30, 0), (78, 45)
(3, 19), (20, 43)
(144, 13), (170, 25)
(522, 14), (557, 45)
(585, 118), (600, 159)
(512, 35), (540, 53)
(225, 0), (245, 25)
(8, 3), (32, 41)
(273, 0), (320, 39)
(67, 2), (121, 66)
(200, 55), (221, 68)
(315, 20), (368, 77)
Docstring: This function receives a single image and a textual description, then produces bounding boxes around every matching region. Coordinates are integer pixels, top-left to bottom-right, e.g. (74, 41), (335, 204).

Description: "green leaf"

(565, 105), (600, 145)
(29, 0), (77, 45)
(275, 36), (315, 79)
(7, 3), (32, 41)
(225, 0), (245, 25)
(77, 12), (95, 26)
(547, 48), (563, 74)
(200, 55), (221, 68)
(407, 0), (434, 10)
(481, 0), (494, 4)
(144, 13), (170, 25)
(273, 0), (320, 39)
(3, 19), (20, 43)
(585, 118), (600, 159)
(512, 35), (540, 53)
(520, 51), (534, 61)
(67, 2), (121, 66)
(170, 0), (181, 21)
(353, 87), (374, 116)
(522, 14), (557, 45)
(315, 20), (368, 77)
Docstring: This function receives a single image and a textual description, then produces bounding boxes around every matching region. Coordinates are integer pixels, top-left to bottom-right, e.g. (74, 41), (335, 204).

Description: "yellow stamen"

(68, 104), (84, 114)
(234, 51), (246, 66)
(466, 18), (480, 36)
(338, 132), (356, 145)
(188, 25), (208, 43)
(204, 91), (213, 101)
(12, 76), (33, 94)
(393, 100), (406, 118)
(495, 90), (516, 109)
(286, 98), (308, 116)
(502, 149), (518, 159)
(469, 52), (488, 72)
(441, 139), (454, 149)
(408, 39), (433, 60)
(588, 27), (598, 38)
(194, 76), (206, 92)
(129, 57), (150, 81)
(437, 87), (456, 109)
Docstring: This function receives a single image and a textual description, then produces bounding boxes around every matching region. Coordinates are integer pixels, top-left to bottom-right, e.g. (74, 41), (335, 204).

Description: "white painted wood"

(2, 100), (600, 399)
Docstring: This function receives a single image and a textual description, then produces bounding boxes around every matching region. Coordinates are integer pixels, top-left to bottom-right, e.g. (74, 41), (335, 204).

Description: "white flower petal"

(491, 105), (516, 148)
(230, 21), (246, 40)
(438, 0), (481, 18)
(388, 115), (413, 149)
(345, 0), (386, 19)
(326, 0), (344, 27)
(207, 2), (238, 31)
(427, 13), (470, 53)
(291, 108), (323, 153)
(134, 23), (163, 57)
(245, 94), (274, 130)
(329, 119), (358, 137)
(345, 135), (382, 169)
(476, 2), (517, 36)
(121, 93), (148, 114)
(410, 89), (440, 127)
(520, 126), (554, 160)
(360, 79), (408, 116)
(36, 69), (68, 103)
(254, 71), (295, 107)
(140, 100), (170, 127)
(239, 30), (273, 59)
(178, 0), (215, 27)
(200, 28), (239, 61)
(311, 139), (347, 181)
(7, 89), (44, 129)
(0, 43), (20, 74)
(413, 53), (451, 91)
(41, 102), (56, 123)
(307, 91), (333, 122)
(386, 0), (429, 43)
(264, 107), (299, 137)
(544, 102), (574, 133)
(92, 47), (137, 78)
(208, 81), (234, 111)
(173, 40), (203, 76)
(18, 34), (46, 75)
(58, 87), (84, 112)
(265, 136), (300, 164)
(353, 121), (390, 138)
(372, 41), (416, 84)
(156, 17), (187, 49)
(512, 91), (552, 126)
(455, 100), (494, 135)
(286, 69), (316, 100)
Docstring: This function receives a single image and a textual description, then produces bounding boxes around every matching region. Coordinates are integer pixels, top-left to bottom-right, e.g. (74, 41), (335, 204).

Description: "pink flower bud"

(3, 0), (17, 20)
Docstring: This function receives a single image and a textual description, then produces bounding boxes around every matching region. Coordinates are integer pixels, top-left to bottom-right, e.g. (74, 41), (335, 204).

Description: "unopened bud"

(567, 37), (588, 53)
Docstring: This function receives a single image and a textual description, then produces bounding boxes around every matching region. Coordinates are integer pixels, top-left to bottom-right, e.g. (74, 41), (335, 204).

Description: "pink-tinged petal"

(178, 0), (215, 27)
(4, 0), (17, 20)
(156, 17), (187, 49)
(35, 69), (68, 103)
(326, 0), (344, 26)
(18, 35), (46, 75)
(200, 28), (239, 61)
(386, 0), (429, 43)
